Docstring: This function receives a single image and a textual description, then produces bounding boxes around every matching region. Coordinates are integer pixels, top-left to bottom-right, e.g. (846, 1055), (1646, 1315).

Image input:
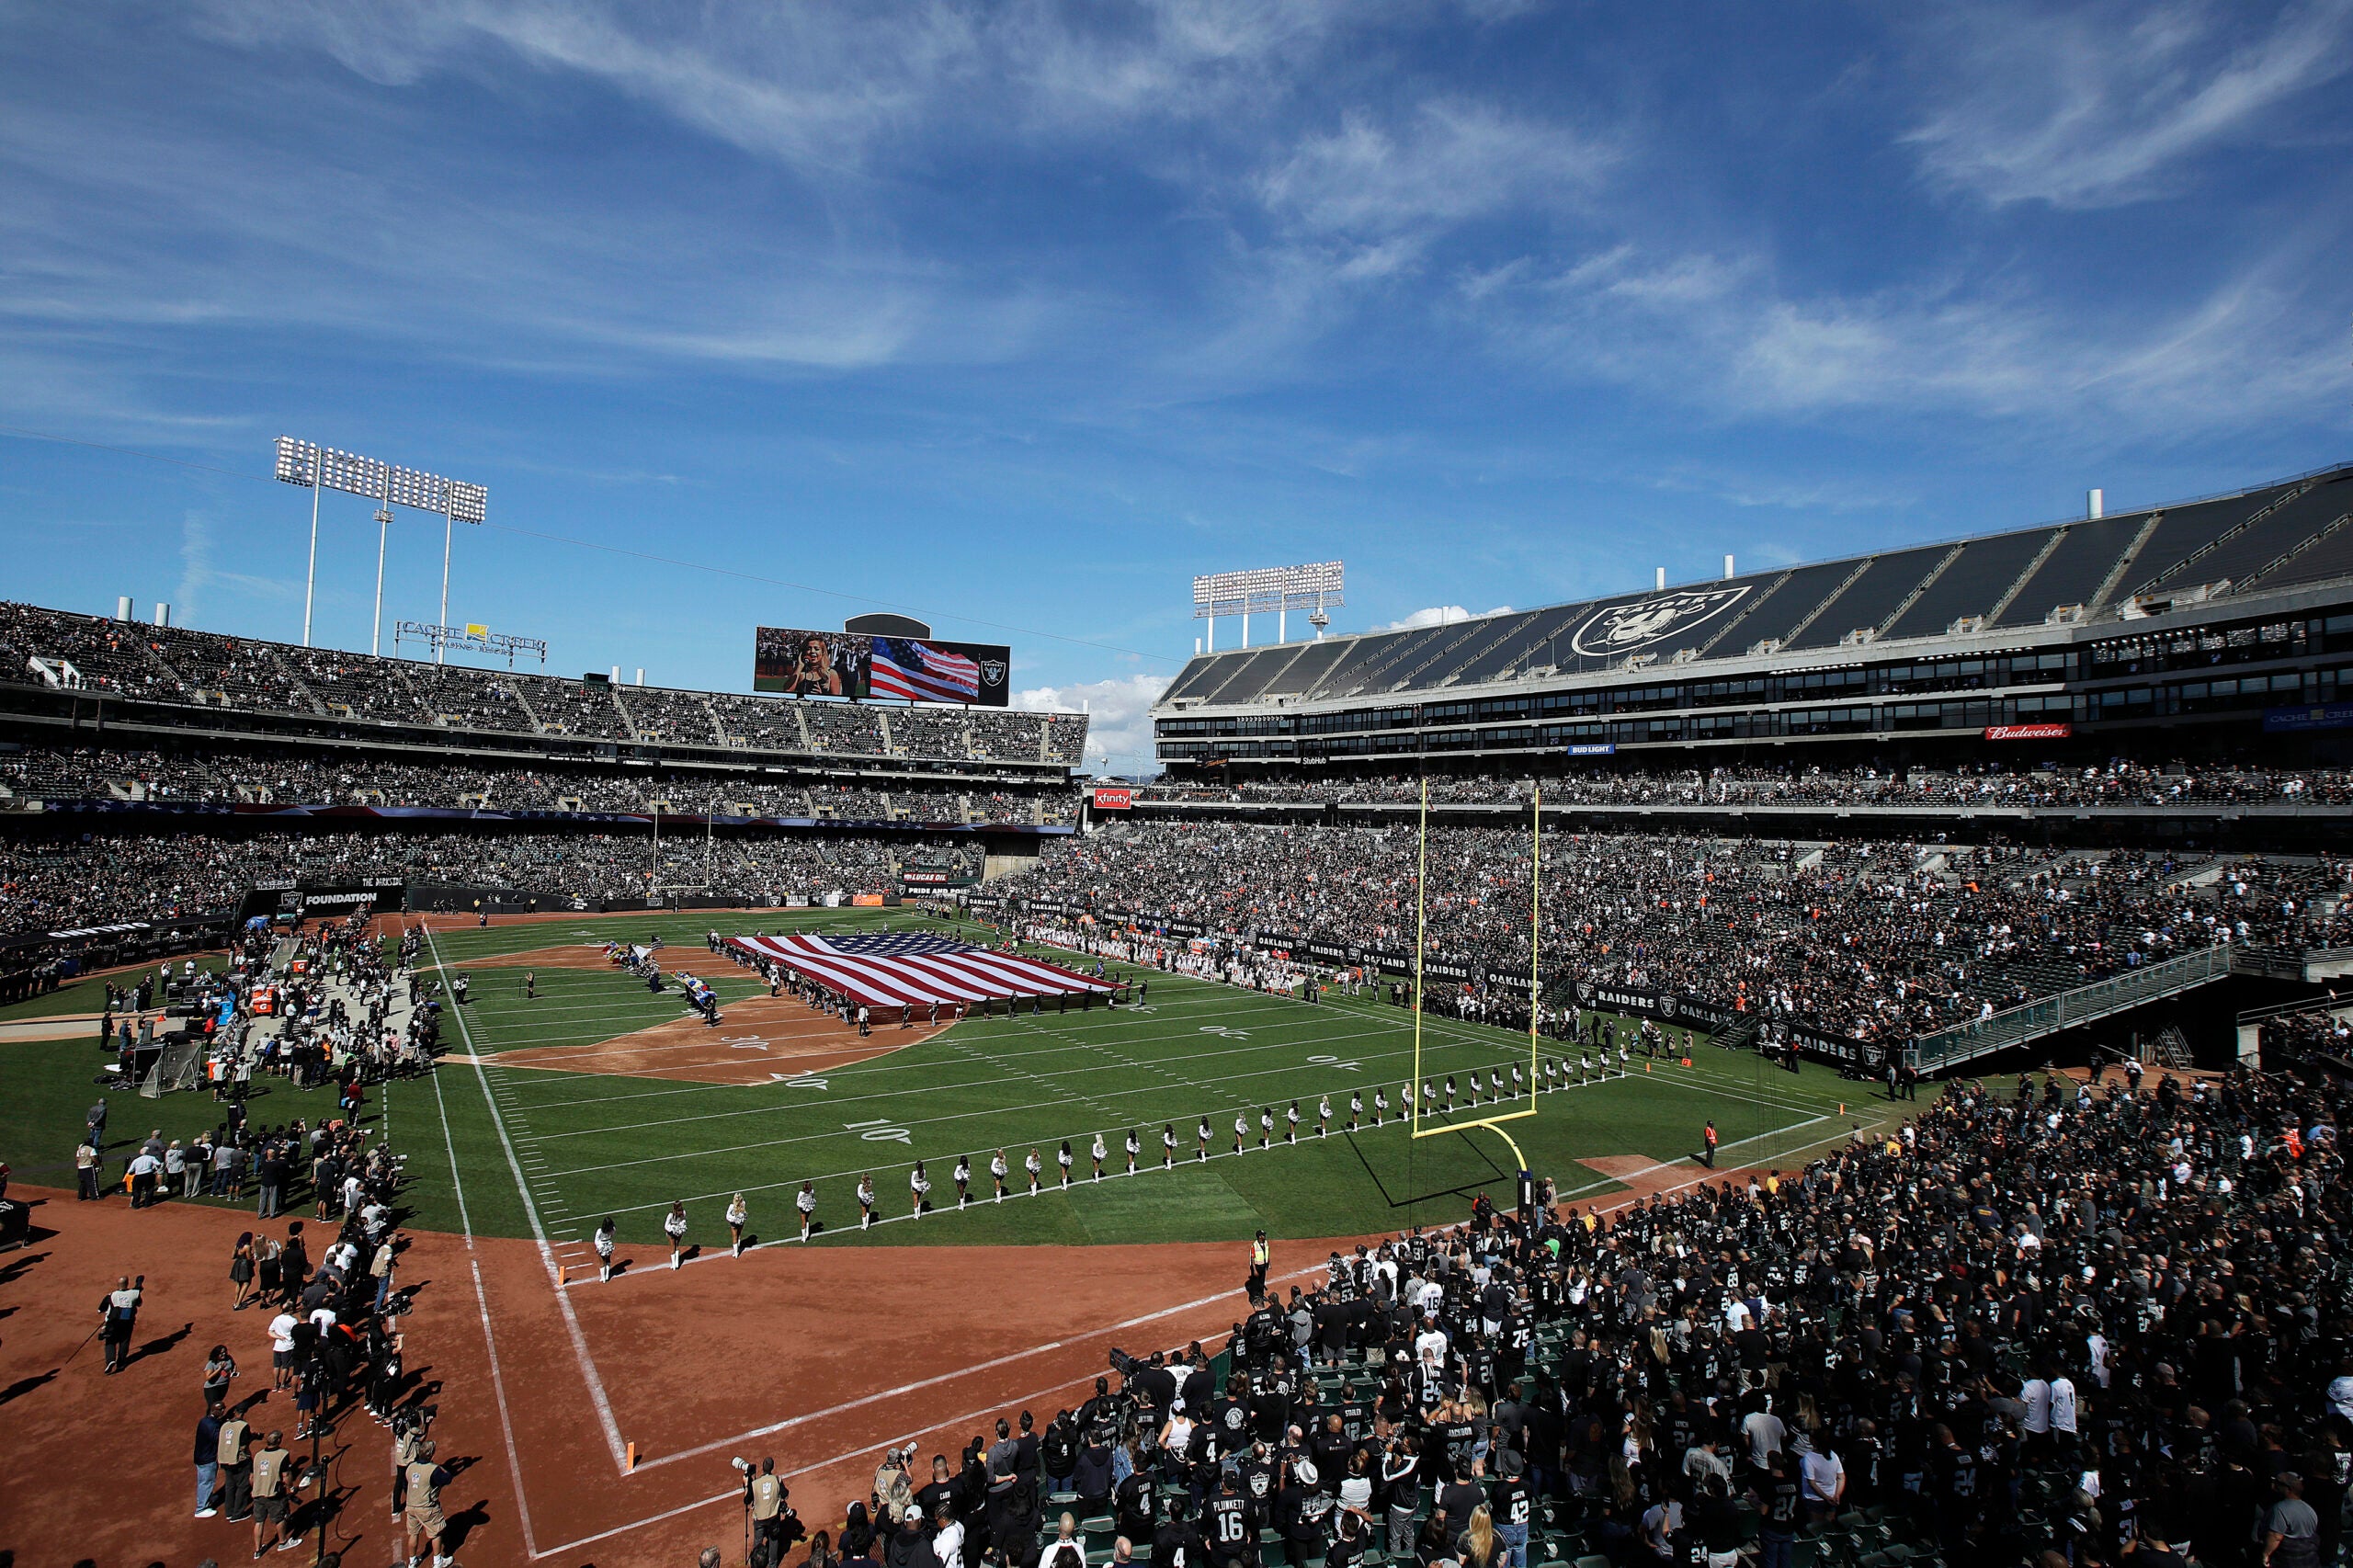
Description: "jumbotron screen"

(753, 626), (1013, 707)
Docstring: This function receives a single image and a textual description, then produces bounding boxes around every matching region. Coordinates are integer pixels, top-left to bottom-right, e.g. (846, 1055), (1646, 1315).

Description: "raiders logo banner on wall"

(1568, 585), (1751, 658)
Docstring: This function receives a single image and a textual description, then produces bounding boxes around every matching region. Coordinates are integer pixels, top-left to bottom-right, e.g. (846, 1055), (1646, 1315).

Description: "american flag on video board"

(870, 638), (980, 704)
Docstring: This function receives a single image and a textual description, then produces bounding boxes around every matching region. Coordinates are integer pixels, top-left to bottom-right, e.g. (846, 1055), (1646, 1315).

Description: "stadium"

(5, 11), (2353, 1568)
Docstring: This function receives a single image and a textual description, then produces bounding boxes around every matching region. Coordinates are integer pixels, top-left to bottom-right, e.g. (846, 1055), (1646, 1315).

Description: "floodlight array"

(275, 436), (486, 523)
(1192, 560), (1345, 618)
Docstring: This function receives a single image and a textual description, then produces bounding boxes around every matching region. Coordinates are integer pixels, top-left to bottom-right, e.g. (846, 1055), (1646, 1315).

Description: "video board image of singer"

(754, 627), (870, 697)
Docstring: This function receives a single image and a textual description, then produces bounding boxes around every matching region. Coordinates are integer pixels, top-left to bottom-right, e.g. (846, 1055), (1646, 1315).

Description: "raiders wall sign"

(1568, 585), (1751, 657)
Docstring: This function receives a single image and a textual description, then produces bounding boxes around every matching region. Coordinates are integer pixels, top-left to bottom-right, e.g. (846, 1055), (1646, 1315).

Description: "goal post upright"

(1410, 778), (1538, 1176)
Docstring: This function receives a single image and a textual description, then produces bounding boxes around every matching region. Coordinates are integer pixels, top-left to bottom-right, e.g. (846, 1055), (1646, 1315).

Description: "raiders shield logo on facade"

(979, 659), (1007, 686)
(1568, 585), (1750, 657)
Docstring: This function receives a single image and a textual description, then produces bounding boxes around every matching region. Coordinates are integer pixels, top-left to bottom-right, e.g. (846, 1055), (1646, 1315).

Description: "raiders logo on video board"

(1568, 585), (1750, 657)
(980, 659), (1008, 686)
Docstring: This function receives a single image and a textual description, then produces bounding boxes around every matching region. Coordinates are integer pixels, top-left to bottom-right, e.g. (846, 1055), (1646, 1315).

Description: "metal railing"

(1909, 945), (2236, 1072)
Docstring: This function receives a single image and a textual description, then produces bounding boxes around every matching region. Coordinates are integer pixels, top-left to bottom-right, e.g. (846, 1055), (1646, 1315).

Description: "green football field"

(0, 908), (1895, 1251)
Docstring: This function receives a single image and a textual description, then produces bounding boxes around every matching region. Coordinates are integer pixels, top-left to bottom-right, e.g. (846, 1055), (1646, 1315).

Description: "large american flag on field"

(869, 638), (980, 703)
(728, 932), (1115, 1011)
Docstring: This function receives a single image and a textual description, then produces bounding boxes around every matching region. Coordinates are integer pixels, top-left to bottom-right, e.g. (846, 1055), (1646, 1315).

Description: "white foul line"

(429, 925), (631, 1473)
(428, 1056), (541, 1560)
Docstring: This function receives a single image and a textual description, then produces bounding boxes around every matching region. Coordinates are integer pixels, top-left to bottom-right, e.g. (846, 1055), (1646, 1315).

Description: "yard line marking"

(536, 1036), (1823, 1184)
(429, 926), (631, 1474)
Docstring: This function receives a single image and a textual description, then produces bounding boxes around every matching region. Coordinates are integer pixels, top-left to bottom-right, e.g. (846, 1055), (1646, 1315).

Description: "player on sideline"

(797, 1180), (818, 1242)
(1125, 1129), (1142, 1175)
(954, 1154), (972, 1209)
(595, 1217), (618, 1282)
(912, 1161), (931, 1217)
(665, 1199), (689, 1268)
(1026, 1147), (1043, 1195)
(727, 1192), (749, 1256)
(992, 1149), (1009, 1202)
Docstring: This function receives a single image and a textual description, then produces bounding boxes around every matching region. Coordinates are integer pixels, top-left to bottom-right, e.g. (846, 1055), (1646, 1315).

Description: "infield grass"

(0, 908), (1893, 1252)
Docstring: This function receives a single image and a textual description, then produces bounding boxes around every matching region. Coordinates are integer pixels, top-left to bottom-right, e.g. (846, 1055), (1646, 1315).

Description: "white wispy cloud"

(1901, 0), (2353, 209)
(1014, 673), (1171, 773)
(1466, 231), (2353, 434)
(1374, 604), (1512, 631)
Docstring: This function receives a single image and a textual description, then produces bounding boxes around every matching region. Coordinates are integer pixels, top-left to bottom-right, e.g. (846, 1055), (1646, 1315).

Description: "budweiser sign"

(1984, 722), (2072, 740)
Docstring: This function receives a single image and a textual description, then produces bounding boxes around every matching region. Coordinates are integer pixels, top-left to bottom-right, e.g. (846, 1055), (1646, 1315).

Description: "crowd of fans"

(0, 741), (1077, 826)
(73, 914), (470, 1560)
(0, 828), (983, 929)
(1009, 824), (2353, 1050)
(766, 1062), (2350, 1568)
(0, 599), (1086, 762)
(1142, 761), (2353, 812)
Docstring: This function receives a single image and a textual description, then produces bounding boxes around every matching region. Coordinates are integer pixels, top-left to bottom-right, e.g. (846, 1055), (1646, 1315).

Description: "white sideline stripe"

(430, 925), (631, 1474)
(428, 1054), (540, 1560)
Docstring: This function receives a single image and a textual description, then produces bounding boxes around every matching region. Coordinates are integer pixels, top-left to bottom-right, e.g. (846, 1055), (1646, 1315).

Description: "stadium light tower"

(1193, 561), (1345, 652)
(274, 437), (488, 659)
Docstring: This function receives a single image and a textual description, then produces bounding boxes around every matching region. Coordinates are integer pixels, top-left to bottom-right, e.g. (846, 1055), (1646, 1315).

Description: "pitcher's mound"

(480, 995), (948, 1084)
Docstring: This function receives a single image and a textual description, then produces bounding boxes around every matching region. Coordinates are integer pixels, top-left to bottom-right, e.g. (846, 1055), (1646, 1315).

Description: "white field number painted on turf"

(1307, 1053), (1362, 1073)
(770, 1073), (828, 1088)
(847, 1117), (912, 1144)
(1199, 1026), (1251, 1040)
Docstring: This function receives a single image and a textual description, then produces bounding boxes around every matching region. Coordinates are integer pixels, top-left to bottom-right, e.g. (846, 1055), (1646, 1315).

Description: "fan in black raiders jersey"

(1201, 1469), (1255, 1568)
(1080, 1375), (1128, 1449)
(1116, 1447), (1161, 1546)
(1251, 1354), (1298, 1445)
(1236, 1439), (1279, 1528)
(1208, 1372), (1253, 1464)
(1148, 1505), (1202, 1568)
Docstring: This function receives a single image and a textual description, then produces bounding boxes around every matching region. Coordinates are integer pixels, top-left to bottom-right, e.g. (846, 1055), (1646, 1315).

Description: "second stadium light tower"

(274, 437), (488, 659)
(1192, 560), (1344, 652)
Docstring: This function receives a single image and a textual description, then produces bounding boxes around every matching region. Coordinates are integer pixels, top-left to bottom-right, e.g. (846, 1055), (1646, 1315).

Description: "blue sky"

(2, 0), (2348, 770)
